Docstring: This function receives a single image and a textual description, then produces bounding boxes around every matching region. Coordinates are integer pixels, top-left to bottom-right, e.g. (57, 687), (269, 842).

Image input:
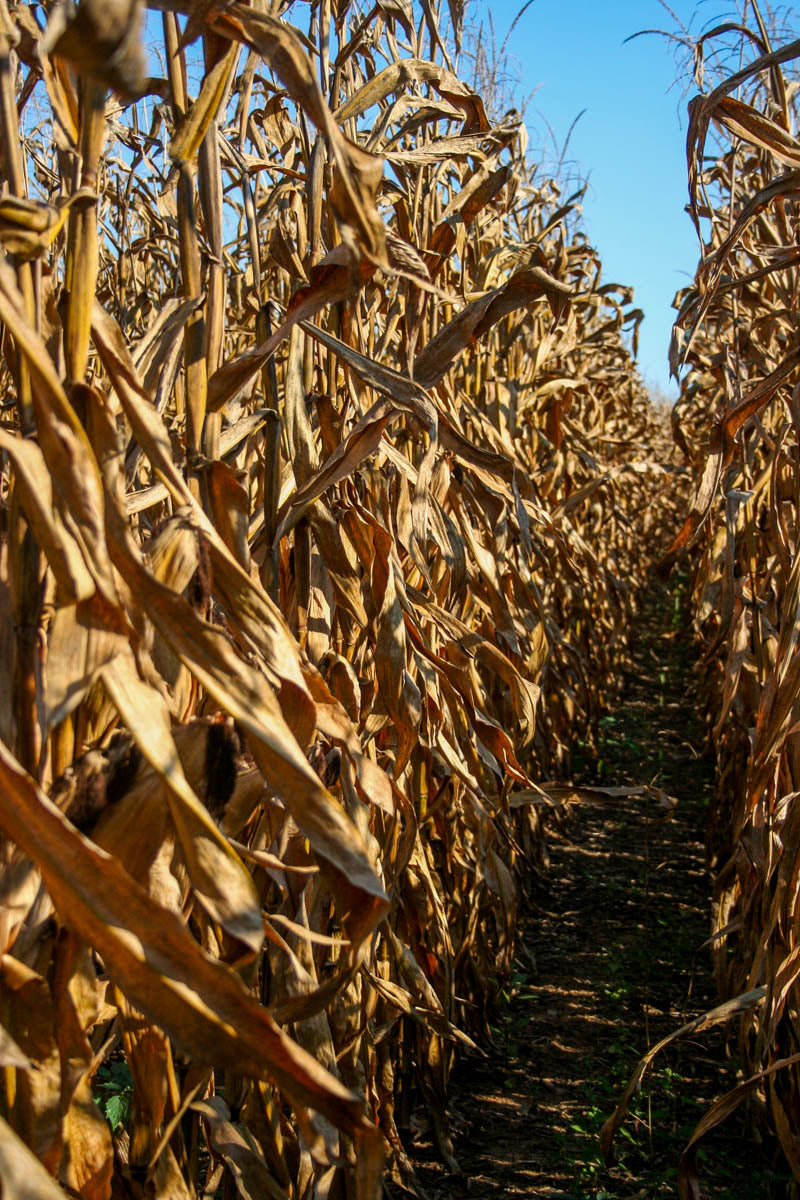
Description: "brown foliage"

(0, 1), (664, 1195)
(660, 3), (800, 1192)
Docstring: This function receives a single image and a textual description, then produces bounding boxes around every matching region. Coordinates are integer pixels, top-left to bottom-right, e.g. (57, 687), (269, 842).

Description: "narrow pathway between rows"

(409, 585), (789, 1199)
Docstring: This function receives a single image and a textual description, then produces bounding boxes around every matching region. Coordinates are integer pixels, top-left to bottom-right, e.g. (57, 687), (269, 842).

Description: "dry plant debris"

(0, 0), (671, 1196)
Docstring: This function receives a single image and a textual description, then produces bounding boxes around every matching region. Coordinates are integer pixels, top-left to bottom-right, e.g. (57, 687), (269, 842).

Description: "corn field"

(618, 3), (800, 1194)
(0, 0), (757, 1198)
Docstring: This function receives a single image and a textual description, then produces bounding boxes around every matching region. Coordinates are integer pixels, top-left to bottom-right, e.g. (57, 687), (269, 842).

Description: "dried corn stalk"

(0, 0), (665, 1195)
(664, 3), (800, 1192)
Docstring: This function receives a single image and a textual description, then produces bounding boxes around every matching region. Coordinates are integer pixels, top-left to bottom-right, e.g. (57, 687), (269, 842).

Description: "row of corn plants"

(0, 1), (668, 1196)
(619, 3), (800, 1195)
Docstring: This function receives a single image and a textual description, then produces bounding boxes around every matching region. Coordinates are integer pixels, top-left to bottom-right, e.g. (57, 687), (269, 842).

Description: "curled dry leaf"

(40, 0), (147, 100)
(0, 739), (380, 1147)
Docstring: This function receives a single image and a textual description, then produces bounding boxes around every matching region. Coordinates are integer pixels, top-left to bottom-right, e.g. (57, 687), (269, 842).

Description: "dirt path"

(406, 584), (789, 1199)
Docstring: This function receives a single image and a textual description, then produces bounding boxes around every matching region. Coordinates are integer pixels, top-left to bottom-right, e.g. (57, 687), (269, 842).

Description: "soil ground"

(406, 583), (791, 1199)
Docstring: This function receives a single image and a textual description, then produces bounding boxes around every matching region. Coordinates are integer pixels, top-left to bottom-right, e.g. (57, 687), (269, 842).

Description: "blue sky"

(471, 0), (730, 398)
